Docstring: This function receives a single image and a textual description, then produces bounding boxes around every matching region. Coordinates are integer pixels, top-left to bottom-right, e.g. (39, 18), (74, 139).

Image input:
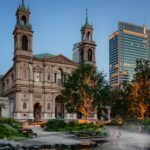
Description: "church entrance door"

(34, 103), (41, 120)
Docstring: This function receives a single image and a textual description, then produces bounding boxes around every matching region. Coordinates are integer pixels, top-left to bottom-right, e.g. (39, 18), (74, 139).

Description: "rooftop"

(33, 53), (55, 59)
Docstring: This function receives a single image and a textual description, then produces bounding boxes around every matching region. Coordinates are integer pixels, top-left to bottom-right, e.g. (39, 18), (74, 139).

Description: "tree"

(130, 59), (150, 119)
(93, 84), (111, 120)
(109, 81), (132, 120)
(60, 64), (106, 120)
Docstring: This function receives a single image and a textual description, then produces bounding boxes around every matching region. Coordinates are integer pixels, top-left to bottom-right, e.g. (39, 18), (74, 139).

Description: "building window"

(34, 72), (40, 82)
(48, 74), (50, 81)
(87, 32), (90, 40)
(88, 49), (92, 61)
(82, 32), (85, 40)
(47, 103), (51, 110)
(22, 16), (27, 26)
(22, 35), (28, 50)
(11, 74), (14, 81)
(54, 73), (57, 83)
(7, 79), (9, 89)
(57, 69), (63, 85)
(23, 102), (27, 109)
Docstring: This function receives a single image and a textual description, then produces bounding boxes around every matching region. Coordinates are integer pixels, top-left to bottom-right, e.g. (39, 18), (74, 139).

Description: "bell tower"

(78, 9), (96, 65)
(13, 0), (33, 58)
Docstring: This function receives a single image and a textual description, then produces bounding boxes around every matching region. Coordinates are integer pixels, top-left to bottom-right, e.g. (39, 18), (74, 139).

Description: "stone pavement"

(20, 127), (82, 148)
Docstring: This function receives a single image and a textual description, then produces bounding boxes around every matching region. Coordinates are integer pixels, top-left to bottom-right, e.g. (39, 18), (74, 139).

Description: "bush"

(0, 117), (26, 140)
(0, 117), (22, 130)
(0, 124), (25, 140)
(140, 119), (150, 133)
(44, 119), (106, 134)
(45, 119), (66, 131)
(95, 128), (109, 136)
(67, 120), (79, 127)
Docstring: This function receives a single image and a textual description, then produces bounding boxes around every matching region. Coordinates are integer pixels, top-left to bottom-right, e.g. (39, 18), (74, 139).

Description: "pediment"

(46, 54), (77, 66)
(33, 65), (43, 71)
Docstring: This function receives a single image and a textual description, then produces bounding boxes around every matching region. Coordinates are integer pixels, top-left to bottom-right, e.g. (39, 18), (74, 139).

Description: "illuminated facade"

(109, 22), (150, 88)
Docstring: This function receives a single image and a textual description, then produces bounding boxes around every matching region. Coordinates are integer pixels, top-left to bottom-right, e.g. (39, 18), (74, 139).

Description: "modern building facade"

(0, 1), (97, 120)
(109, 22), (150, 88)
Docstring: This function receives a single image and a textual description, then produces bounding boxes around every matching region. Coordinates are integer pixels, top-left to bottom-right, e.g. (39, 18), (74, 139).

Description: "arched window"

(81, 49), (84, 62)
(82, 32), (85, 40)
(57, 68), (63, 85)
(23, 102), (27, 109)
(88, 49), (92, 61)
(22, 16), (27, 26)
(22, 35), (28, 50)
(87, 32), (90, 40)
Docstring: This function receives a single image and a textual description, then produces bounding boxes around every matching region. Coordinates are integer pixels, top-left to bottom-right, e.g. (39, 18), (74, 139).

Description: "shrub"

(44, 119), (106, 134)
(0, 117), (26, 140)
(67, 120), (79, 127)
(140, 119), (150, 133)
(0, 124), (25, 139)
(45, 119), (66, 131)
(0, 117), (22, 130)
(95, 128), (109, 136)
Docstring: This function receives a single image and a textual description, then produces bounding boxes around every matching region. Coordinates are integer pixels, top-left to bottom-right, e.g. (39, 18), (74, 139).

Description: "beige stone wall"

(7, 56), (77, 120)
(0, 97), (13, 118)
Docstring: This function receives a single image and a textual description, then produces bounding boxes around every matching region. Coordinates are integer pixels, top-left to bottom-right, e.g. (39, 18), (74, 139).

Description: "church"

(0, 0), (96, 120)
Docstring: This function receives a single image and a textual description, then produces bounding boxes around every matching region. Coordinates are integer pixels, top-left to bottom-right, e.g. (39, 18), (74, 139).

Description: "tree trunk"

(86, 116), (88, 122)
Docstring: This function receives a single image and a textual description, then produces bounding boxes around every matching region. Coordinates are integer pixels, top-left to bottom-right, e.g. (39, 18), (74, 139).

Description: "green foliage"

(95, 128), (109, 136)
(45, 119), (66, 131)
(110, 81), (132, 119)
(60, 64), (107, 119)
(44, 119), (106, 135)
(0, 117), (22, 130)
(0, 117), (26, 140)
(108, 59), (150, 120)
(140, 119), (150, 133)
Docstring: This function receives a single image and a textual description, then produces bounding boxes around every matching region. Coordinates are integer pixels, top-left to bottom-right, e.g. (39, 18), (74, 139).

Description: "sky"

(0, 0), (150, 80)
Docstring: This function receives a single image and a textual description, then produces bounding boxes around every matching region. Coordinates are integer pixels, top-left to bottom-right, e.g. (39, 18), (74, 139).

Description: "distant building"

(109, 22), (150, 88)
(0, 1), (97, 120)
(73, 10), (96, 65)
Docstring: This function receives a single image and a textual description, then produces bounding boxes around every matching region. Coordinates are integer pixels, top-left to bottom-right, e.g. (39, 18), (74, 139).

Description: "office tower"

(109, 22), (150, 88)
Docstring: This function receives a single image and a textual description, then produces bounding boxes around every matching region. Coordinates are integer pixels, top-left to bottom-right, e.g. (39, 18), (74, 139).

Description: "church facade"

(0, 1), (96, 120)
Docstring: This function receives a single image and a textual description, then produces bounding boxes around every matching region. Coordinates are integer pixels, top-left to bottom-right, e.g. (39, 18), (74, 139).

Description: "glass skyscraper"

(109, 22), (150, 88)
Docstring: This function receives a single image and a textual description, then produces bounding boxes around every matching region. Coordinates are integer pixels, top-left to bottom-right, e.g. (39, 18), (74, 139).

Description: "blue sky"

(0, 0), (150, 80)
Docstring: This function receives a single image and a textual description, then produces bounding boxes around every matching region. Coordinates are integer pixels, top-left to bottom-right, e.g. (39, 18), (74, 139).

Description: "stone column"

(51, 93), (55, 119)
(43, 92), (47, 120)
(28, 92), (34, 119)
(29, 63), (34, 119)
